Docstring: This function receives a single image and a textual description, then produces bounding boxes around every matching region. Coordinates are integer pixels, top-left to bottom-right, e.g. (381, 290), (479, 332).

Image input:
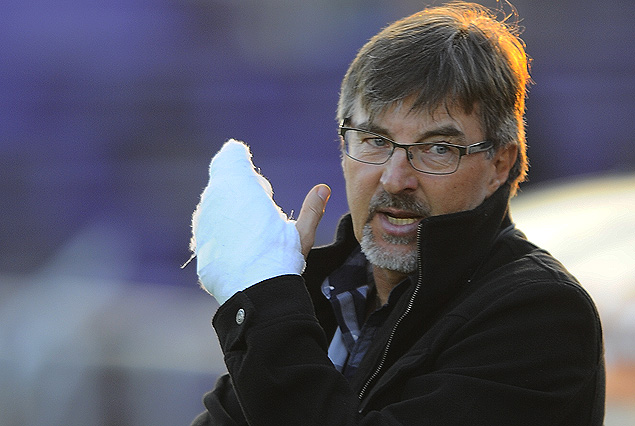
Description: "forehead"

(349, 98), (484, 140)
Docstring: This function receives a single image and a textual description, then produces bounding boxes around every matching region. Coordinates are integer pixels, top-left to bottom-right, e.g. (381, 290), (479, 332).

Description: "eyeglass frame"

(338, 121), (495, 175)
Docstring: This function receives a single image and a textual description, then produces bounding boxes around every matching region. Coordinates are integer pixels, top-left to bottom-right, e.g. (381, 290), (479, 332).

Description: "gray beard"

(359, 222), (418, 274)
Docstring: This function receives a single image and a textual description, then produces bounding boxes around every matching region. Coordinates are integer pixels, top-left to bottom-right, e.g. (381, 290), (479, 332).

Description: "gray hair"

(337, 2), (531, 195)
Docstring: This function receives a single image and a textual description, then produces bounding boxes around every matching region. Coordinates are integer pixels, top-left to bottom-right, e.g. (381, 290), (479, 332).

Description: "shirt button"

(235, 308), (245, 325)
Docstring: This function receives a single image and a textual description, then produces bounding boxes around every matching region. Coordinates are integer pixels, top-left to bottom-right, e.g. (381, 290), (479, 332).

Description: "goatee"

(359, 191), (429, 274)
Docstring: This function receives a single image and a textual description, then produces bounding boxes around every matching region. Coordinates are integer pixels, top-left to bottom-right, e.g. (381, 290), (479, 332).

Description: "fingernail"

(317, 185), (331, 201)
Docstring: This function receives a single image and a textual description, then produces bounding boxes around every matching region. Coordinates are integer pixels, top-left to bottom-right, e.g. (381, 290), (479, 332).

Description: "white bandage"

(190, 139), (305, 305)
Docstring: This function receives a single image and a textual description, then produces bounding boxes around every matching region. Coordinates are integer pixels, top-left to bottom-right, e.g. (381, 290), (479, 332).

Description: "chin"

(360, 224), (418, 274)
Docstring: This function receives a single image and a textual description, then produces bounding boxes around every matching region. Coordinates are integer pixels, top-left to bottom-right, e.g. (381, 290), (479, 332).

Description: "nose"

(380, 147), (419, 194)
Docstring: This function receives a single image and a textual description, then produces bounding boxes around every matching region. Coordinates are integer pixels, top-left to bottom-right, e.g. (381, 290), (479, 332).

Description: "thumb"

(296, 184), (331, 258)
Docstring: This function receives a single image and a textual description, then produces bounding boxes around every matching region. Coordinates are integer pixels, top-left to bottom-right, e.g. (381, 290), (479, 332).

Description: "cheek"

(452, 172), (492, 210)
(343, 160), (378, 239)
(427, 170), (491, 215)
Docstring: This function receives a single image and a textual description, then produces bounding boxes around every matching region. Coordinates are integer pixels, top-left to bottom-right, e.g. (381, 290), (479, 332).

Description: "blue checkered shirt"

(322, 247), (413, 380)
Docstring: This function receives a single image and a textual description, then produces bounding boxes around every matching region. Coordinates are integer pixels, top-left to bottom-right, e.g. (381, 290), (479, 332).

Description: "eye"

(363, 136), (389, 148)
(429, 143), (451, 155)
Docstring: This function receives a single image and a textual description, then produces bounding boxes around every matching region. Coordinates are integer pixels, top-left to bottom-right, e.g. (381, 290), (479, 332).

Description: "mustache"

(367, 190), (430, 221)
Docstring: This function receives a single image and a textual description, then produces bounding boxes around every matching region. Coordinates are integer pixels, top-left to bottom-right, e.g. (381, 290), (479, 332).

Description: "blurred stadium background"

(1, 0), (633, 424)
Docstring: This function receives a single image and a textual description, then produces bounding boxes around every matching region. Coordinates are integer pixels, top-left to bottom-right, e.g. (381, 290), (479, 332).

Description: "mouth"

(386, 215), (420, 226)
(365, 190), (429, 238)
(376, 210), (424, 233)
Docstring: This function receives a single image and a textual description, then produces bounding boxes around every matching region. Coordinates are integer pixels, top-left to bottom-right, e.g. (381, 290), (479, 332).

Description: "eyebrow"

(354, 120), (466, 143)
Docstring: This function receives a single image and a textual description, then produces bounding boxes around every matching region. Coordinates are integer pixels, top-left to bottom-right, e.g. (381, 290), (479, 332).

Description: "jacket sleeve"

(208, 275), (362, 426)
(190, 373), (248, 426)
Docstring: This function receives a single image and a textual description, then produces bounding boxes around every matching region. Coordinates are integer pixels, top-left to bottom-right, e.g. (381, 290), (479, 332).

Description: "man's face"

(342, 100), (516, 274)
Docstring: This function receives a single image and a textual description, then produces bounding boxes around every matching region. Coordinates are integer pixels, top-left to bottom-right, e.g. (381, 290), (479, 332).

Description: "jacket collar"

(411, 182), (512, 326)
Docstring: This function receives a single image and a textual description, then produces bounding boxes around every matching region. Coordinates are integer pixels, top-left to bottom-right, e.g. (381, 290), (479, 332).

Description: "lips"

(380, 208), (424, 224)
(366, 191), (429, 238)
(376, 210), (423, 236)
(386, 216), (419, 226)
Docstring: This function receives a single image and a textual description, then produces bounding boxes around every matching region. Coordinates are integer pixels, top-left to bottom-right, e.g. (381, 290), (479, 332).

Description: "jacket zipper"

(357, 226), (424, 405)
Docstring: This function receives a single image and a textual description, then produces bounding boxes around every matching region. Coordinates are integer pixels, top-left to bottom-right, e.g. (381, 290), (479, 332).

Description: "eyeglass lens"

(343, 129), (460, 174)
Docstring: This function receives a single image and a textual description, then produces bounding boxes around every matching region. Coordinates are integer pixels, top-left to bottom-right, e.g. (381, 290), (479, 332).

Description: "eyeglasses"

(339, 124), (494, 175)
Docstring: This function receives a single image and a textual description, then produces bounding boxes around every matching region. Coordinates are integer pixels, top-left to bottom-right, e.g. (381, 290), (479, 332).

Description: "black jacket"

(192, 185), (605, 425)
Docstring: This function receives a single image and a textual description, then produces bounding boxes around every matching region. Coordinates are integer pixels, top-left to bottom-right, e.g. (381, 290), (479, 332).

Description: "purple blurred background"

(1, 0), (633, 424)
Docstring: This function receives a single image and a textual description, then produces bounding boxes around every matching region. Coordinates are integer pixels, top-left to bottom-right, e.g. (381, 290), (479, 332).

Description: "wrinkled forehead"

(346, 96), (411, 126)
(347, 95), (482, 130)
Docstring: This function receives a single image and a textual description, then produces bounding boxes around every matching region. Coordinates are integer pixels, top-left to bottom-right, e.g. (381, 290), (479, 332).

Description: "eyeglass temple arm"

(465, 141), (494, 155)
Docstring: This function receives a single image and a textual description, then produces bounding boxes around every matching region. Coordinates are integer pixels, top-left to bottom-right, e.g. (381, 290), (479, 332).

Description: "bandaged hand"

(190, 140), (306, 305)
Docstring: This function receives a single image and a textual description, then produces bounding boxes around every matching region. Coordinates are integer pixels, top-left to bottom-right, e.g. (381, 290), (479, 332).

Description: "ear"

(487, 143), (518, 194)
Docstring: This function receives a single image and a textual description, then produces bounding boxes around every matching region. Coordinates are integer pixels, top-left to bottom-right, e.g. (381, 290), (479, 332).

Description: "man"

(189, 2), (605, 425)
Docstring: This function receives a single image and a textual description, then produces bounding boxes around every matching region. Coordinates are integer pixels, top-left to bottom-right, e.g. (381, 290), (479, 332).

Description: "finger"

(296, 184), (331, 257)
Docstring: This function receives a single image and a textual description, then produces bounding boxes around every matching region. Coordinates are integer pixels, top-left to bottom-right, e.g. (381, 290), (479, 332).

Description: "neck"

(372, 266), (408, 306)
